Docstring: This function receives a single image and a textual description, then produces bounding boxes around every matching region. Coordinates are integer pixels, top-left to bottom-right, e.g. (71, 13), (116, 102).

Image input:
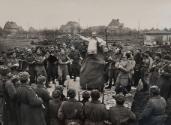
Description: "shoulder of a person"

(160, 96), (166, 102)
(84, 101), (91, 106)
(5, 80), (12, 86)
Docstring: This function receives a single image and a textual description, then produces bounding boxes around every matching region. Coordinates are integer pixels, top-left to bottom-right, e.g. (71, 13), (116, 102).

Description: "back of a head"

(91, 89), (100, 101)
(55, 85), (64, 93)
(0, 65), (10, 76)
(114, 93), (125, 105)
(37, 75), (46, 85)
(150, 86), (160, 96)
(82, 91), (90, 100)
(52, 90), (61, 99)
(67, 89), (76, 98)
(19, 72), (30, 84)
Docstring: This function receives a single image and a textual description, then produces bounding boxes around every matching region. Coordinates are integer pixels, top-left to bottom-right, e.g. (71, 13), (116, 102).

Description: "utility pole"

(105, 27), (108, 46)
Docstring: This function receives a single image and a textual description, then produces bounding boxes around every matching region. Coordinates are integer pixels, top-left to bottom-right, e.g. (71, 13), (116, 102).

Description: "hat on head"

(37, 75), (46, 84)
(55, 85), (64, 93)
(67, 89), (76, 98)
(11, 75), (19, 83)
(0, 65), (10, 76)
(150, 85), (160, 95)
(114, 93), (125, 104)
(19, 72), (30, 83)
(91, 89), (100, 100)
(82, 91), (90, 99)
(52, 90), (61, 98)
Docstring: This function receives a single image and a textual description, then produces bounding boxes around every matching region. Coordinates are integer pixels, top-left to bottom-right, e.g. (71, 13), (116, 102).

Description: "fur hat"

(19, 72), (30, 83)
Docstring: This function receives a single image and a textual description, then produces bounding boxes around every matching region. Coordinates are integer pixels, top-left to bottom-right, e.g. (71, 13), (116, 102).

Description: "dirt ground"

(47, 78), (136, 110)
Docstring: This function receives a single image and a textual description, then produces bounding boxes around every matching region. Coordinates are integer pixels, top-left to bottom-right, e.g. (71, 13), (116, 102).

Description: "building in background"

(144, 31), (171, 46)
(60, 21), (81, 34)
(3, 21), (23, 35)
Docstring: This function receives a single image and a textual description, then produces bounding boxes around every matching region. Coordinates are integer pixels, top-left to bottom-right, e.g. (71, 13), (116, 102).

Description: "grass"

(0, 37), (33, 52)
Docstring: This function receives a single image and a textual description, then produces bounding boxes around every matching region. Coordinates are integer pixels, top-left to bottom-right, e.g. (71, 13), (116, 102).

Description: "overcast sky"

(0, 0), (171, 30)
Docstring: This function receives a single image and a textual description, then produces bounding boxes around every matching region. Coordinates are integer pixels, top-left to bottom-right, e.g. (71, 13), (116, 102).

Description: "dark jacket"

(49, 99), (62, 125)
(16, 84), (46, 125)
(109, 105), (136, 125)
(131, 90), (149, 120)
(141, 96), (167, 125)
(84, 100), (107, 125)
(35, 85), (51, 108)
(58, 98), (83, 124)
(4, 80), (17, 125)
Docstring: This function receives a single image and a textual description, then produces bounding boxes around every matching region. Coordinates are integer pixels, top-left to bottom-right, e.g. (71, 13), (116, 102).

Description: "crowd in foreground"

(0, 69), (169, 125)
(0, 37), (171, 125)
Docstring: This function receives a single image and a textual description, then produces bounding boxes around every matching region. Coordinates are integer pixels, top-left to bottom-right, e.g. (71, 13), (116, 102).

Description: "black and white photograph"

(0, 0), (171, 125)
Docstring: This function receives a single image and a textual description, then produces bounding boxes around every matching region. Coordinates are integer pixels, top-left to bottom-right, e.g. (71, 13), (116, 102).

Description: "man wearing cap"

(149, 53), (163, 86)
(35, 75), (51, 108)
(25, 49), (36, 84)
(3, 74), (18, 125)
(81, 91), (90, 105)
(16, 72), (46, 125)
(35, 75), (51, 124)
(140, 86), (167, 125)
(46, 50), (58, 87)
(84, 89), (108, 125)
(58, 89), (83, 125)
(49, 90), (62, 125)
(55, 85), (67, 101)
(108, 94), (136, 125)
(68, 46), (81, 81)
(58, 49), (70, 86)
(0, 65), (14, 125)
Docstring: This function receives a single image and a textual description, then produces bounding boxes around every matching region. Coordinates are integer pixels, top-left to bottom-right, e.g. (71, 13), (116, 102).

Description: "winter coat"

(58, 98), (83, 125)
(84, 100), (107, 125)
(35, 85), (51, 108)
(131, 90), (149, 120)
(140, 96), (167, 125)
(48, 99), (62, 125)
(16, 84), (46, 125)
(3, 80), (17, 125)
(109, 105), (136, 125)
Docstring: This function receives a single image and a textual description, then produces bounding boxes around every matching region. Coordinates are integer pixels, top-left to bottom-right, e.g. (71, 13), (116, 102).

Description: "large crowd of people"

(0, 33), (171, 125)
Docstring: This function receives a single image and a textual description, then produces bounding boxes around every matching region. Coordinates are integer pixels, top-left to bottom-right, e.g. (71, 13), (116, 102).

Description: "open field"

(0, 37), (34, 52)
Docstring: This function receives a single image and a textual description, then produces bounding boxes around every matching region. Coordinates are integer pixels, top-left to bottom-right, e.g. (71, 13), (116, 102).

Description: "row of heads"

(53, 87), (126, 105)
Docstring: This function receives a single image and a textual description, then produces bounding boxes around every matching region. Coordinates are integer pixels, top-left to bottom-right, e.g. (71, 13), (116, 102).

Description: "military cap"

(19, 72), (30, 83)
(0, 65), (10, 76)
(0, 56), (5, 64)
(91, 89), (100, 100)
(155, 52), (162, 58)
(11, 75), (19, 82)
(37, 75), (46, 84)
(82, 91), (90, 99)
(67, 89), (76, 98)
(150, 85), (160, 95)
(55, 85), (64, 93)
(52, 90), (61, 98)
(113, 93), (125, 105)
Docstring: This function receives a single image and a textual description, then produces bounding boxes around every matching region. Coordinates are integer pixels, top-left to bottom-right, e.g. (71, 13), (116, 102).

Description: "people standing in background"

(58, 49), (70, 86)
(34, 48), (47, 80)
(46, 50), (58, 87)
